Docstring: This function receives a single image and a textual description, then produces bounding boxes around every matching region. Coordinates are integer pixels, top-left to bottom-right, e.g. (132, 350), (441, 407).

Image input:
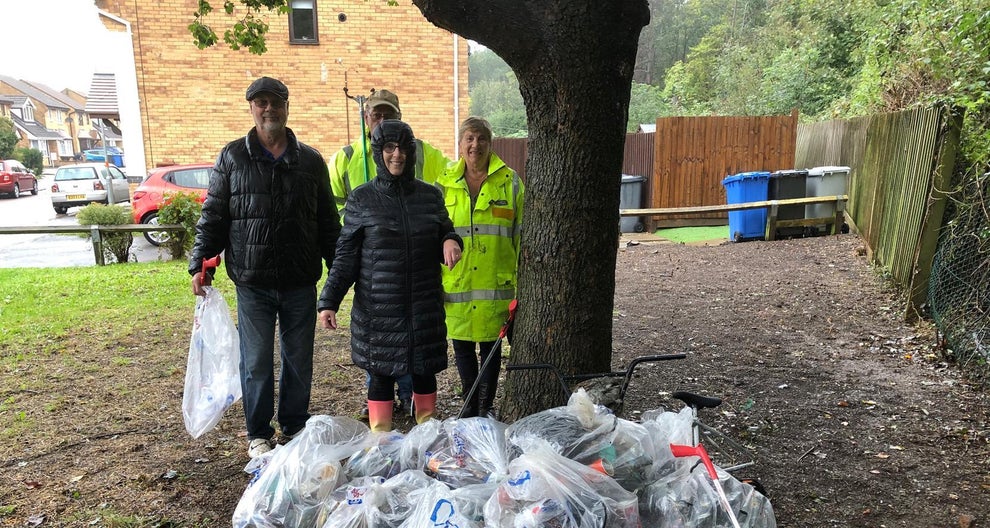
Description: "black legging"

(368, 373), (436, 401)
(453, 339), (501, 406)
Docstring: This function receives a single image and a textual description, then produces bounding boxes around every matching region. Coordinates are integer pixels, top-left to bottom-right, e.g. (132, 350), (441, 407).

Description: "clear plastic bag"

(506, 389), (655, 491)
(182, 286), (242, 439)
(397, 472), (488, 528)
(344, 430), (406, 481)
(423, 417), (509, 488)
(232, 415), (374, 528)
(484, 440), (641, 528)
(639, 462), (777, 528)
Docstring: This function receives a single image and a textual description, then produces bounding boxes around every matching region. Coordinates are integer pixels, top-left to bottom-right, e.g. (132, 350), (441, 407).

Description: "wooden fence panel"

(795, 105), (962, 317)
(492, 137), (529, 181)
(649, 111), (798, 228)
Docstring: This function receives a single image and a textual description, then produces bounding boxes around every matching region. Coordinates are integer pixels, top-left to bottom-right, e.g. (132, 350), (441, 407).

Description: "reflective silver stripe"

(454, 224), (513, 238)
(445, 289), (516, 303)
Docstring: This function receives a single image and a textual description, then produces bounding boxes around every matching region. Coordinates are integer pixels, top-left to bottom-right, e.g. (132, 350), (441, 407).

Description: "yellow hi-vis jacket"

(328, 135), (450, 222)
(436, 152), (524, 341)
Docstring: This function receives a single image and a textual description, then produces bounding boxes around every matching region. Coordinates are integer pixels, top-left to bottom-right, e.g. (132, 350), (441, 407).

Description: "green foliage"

(157, 192), (204, 259)
(188, 0), (395, 54)
(627, 82), (667, 131)
(76, 204), (134, 264)
(0, 117), (16, 159)
(13, 147), (43, 176)
(468, 49), (527, 137)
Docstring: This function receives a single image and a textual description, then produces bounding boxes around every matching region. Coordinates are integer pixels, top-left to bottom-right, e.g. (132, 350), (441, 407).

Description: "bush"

(76, 204), (133, 264)
(157, 192), (203, 259)
(13, 147), (44, 176)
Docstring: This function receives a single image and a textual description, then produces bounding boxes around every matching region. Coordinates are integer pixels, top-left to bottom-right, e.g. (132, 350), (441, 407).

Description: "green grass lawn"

(655, 225), (728, 244)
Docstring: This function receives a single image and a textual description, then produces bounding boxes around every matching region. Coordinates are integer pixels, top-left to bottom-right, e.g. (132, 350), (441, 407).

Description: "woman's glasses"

(383, 142), (401, 154)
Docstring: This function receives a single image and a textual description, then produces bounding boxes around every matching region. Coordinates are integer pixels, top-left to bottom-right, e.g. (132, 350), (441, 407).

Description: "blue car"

(83, 147), (123, 162)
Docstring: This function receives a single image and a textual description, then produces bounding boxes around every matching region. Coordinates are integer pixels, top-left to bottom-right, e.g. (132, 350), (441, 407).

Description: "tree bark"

(415, 0), (650, 419)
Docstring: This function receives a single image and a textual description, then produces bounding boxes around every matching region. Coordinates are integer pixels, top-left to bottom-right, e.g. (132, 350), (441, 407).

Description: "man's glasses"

(383, 142), (402, 154)
(252, 98), (287, 110)
(369, 110), (398, 121)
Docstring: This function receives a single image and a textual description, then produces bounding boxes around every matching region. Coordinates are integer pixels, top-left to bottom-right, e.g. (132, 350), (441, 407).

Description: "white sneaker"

(247, 438), (274, 458)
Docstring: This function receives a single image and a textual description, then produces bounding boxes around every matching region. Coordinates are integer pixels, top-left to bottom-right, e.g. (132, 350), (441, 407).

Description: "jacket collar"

(244, 127), (300, 163)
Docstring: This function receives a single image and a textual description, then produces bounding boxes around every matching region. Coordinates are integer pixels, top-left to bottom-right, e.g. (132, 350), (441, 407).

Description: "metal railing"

(0, 224), (185, 265)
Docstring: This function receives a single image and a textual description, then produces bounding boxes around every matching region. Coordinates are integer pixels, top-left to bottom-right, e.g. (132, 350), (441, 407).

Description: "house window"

(289, 0), (318, 43)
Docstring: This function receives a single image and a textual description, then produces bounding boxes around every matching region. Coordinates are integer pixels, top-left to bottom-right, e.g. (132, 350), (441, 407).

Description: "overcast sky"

(1, 1), (111, 94)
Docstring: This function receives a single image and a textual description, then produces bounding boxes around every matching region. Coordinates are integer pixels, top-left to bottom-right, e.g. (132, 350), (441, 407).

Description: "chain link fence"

(928, 171), (989, 384)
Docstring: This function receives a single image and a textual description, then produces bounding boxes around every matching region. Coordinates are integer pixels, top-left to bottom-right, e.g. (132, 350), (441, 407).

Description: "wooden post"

(830, 199), (845, 235)
(765, 201), (779, 241)
(90, 225), (105, 266)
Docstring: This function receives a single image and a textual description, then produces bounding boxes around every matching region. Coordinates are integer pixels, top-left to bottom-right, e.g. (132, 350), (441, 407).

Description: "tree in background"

(0, 117), (17, 159)
(468, 49), (527, 137)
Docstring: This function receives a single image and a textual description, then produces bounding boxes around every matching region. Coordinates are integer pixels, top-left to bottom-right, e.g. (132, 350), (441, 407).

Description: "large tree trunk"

(415, 0), (649, 419)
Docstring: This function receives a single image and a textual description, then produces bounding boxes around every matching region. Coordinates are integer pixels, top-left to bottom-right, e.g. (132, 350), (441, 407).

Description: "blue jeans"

(364, 370), (412, 400)
(236, 284), (316, 440)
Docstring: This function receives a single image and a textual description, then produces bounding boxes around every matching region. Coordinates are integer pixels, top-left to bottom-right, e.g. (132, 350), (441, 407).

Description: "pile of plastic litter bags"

(232, 389), (776, 527)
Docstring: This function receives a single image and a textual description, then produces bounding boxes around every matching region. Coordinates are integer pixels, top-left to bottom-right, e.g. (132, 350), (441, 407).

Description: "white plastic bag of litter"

(182, 286), (241, 439)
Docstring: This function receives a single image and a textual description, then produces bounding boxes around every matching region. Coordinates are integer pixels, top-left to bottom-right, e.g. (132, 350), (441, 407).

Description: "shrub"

(157, 192), (203, 259)
(13, 147), (44, 176)
(76, 204), (133, 264)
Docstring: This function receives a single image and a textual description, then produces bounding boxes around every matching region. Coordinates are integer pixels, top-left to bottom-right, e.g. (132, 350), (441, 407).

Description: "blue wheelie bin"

(722, 171), (771, 242)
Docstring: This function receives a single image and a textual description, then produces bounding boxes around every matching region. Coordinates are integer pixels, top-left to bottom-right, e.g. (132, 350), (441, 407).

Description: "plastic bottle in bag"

(513, 498), (568, 528)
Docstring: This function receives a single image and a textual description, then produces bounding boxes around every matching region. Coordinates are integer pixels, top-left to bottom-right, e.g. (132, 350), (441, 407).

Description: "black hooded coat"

(318, 120), (462, 377)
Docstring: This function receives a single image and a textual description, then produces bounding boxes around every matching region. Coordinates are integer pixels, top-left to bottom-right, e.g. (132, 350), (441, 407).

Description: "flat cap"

(245, 76), (289, 101)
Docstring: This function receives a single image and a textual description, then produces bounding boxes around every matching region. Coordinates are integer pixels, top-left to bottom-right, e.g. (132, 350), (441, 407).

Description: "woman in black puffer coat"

(318, 120), (463, 432)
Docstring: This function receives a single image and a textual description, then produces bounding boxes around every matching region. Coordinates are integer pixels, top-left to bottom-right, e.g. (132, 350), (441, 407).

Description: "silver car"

(51, 163), (131, 215)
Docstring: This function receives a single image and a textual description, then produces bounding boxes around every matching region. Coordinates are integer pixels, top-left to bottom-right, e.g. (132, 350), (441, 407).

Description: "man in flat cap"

(327, 88), (450, 420)
(189, 76), (340, 458)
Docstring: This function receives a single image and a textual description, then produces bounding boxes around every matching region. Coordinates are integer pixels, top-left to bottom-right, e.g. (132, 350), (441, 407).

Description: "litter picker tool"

(457, 299), (518, 419)
(344, 83), (373, 184)
(201, 255), (220, 277)
(670, 442), (742, 528)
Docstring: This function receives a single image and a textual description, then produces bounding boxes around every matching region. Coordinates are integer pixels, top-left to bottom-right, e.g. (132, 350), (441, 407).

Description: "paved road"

(0, 174), (167, 268)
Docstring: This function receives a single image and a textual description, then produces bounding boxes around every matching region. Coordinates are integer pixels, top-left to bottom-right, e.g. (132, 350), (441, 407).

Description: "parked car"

(0, 159), (39, 198)
(83, 147), (124, 162)
(131, 163), (212, 245)
(50, 163), (131, 215)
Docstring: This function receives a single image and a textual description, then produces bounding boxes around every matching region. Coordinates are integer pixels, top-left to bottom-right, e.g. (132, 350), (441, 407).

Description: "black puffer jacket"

(189, 127), (340, 288)
(318, 120), (462, 377)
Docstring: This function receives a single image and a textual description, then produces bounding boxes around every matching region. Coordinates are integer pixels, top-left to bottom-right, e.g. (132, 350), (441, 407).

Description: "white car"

(50, 163), (131, 215)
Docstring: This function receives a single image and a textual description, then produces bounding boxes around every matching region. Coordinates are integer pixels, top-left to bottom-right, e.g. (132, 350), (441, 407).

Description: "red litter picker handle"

(670, 443), (718, 480)
(202, 255), (221, 277)
(497, 299), (519, 339)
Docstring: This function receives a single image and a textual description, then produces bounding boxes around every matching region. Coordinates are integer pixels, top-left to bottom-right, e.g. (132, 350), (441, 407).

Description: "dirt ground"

(1, 233), (988, 527)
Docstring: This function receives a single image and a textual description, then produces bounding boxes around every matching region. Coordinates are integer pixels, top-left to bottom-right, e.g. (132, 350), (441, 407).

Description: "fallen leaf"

(889, 445), (905, 451)
(870, 469), (881, 474)
(22, 480), (42, 489)
(948, 493), (959, 500)
(876, 452), (890, 459)
(70, 475), (84, 483)
(837, 400), (849, 407)
(26, 513), (45, 526)
(862, 400), (877, 406)
(194, 458), (209, 463)
(162, 470), (178, 480)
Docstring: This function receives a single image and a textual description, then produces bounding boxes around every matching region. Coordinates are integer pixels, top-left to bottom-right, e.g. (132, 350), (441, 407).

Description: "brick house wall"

(95, 0), (469, 169)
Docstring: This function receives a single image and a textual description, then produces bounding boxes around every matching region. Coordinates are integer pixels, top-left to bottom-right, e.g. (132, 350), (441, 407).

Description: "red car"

(0, 159), (39, 198)
(131, 163), (212, 245)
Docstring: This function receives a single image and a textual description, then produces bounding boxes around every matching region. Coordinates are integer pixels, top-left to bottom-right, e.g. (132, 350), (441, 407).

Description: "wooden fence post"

(90, 225), (105, 266)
